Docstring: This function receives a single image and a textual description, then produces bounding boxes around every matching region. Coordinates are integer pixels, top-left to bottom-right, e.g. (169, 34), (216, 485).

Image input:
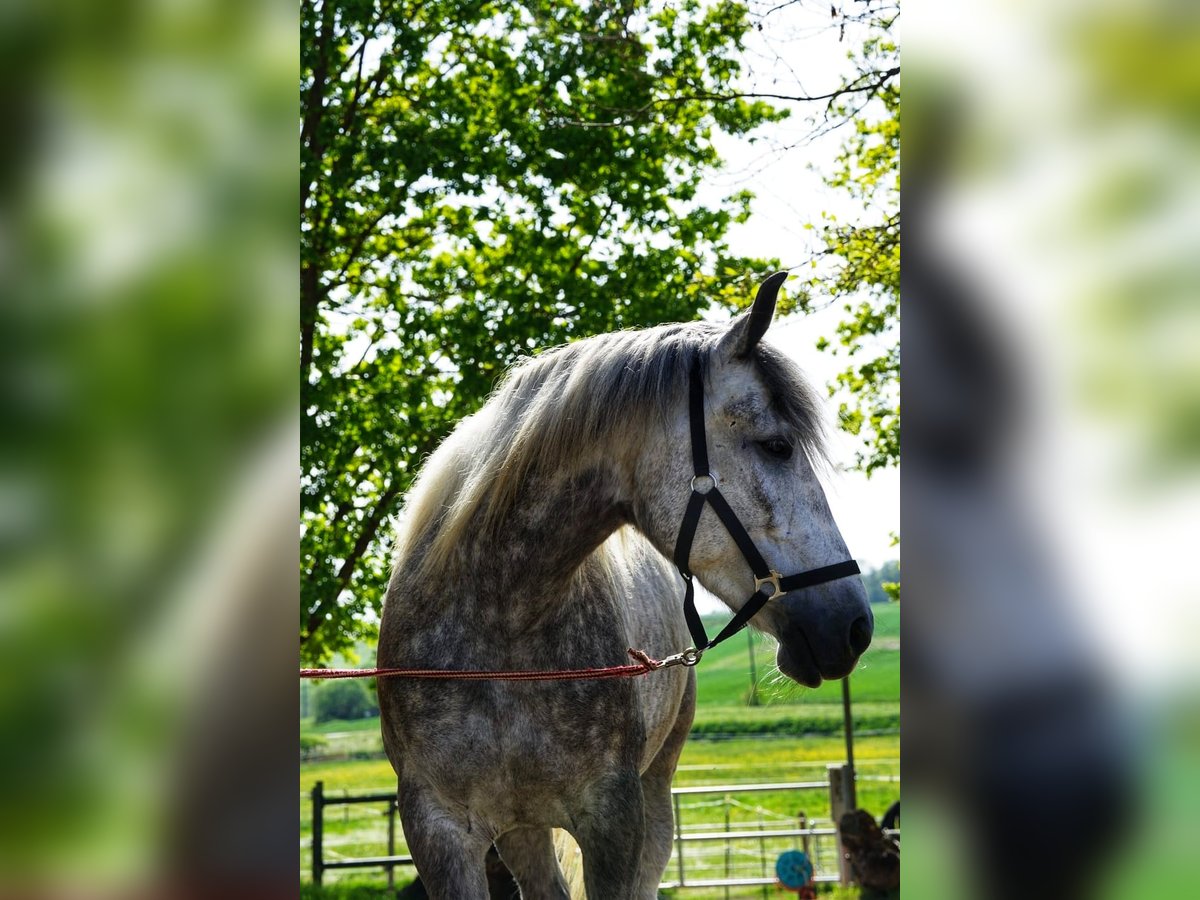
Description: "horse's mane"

(392, 321), (828, 580)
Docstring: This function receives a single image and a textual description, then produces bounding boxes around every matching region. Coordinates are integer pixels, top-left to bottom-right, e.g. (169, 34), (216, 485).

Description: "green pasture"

(308, 716), (382, 735)
(693, 603), (898, 709)
(689, 603), (898, 735)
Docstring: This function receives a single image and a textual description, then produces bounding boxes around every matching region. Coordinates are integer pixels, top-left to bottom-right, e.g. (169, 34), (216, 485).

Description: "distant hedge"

(689, 711), (899, 738)
(300, 733), (328, 759)
(313, 678), (378, 723)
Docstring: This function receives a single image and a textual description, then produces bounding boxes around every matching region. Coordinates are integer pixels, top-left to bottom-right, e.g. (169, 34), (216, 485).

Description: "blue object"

(775, 850), (814, 889)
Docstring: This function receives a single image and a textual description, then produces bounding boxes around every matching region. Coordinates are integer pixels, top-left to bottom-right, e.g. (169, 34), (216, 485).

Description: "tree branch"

(652, 67), (897, 107)
(300, 0), (338, 216)
(332, 204), (397, 287)
(300, 261), (321, 403)
(553, 67), (898, 128)
(301, 482), (401, 646)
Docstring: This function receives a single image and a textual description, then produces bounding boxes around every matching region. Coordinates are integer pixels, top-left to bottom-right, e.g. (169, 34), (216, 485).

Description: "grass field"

(689, 603), (899, 737)
(692, 602), (899, 707)
(300, 602), (899, 896)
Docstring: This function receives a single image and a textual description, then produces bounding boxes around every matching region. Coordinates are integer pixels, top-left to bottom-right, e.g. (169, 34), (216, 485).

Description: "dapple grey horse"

(378, 275), (872, 899)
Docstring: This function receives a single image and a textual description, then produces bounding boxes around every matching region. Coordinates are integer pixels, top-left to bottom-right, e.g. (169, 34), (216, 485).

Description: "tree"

(313, 678), (378, 723)
(301, 0), (791, 662)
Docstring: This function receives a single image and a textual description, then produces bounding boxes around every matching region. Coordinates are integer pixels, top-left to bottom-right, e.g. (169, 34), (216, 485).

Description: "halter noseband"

(672, 356), (861, 659)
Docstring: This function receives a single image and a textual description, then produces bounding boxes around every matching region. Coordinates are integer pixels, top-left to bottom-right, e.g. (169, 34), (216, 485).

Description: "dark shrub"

(313, 678), (376, 723)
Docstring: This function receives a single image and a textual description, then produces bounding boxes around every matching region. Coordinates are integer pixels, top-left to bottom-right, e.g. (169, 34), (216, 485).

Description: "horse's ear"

(718, 271), (789, 361)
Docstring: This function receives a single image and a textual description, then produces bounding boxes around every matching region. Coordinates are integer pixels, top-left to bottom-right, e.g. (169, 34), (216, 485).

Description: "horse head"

(634, 274), (874, 686)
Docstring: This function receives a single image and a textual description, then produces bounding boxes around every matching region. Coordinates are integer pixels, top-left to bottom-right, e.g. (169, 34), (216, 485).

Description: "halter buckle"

(754, 570), (785, 600)
(659, 647), (703, 669)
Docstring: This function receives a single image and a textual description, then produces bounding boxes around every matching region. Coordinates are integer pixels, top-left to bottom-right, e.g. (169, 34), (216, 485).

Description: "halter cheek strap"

(673, 356), (861, 655)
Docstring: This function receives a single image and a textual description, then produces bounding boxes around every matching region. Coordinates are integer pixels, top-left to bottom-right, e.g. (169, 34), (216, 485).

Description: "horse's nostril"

(848, 616), (873, 656)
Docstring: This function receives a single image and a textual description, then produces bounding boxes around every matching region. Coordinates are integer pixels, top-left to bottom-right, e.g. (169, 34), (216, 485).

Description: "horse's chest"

(400, 678), (640, 760)
(395, 680), (643, 825)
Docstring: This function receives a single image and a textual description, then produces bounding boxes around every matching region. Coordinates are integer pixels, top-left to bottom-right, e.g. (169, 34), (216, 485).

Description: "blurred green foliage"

(299, 0), (796, 662)
(0, 0), (296, 881)
(1064, 11), (1200, 479)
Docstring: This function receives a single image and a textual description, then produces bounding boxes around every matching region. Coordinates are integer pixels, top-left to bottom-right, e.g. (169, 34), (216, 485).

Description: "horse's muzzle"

(773, 596), (874, 686)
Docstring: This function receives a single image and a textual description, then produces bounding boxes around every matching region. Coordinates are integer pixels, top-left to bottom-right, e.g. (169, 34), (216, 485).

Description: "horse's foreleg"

(495, 827), (569, 900)
(568, 769), (645, 900)
(635, 673), (696, 898)
(398, 779), (491, 900)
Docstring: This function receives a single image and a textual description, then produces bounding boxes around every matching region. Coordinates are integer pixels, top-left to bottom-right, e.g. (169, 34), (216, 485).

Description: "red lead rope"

(299, 648), (670, 681)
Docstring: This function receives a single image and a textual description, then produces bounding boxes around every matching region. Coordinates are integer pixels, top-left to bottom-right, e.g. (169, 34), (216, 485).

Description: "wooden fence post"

(828, 764), (853, 886)
(312, 780), (324, 886)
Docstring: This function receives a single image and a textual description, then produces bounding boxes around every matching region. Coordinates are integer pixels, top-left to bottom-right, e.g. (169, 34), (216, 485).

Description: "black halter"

(672, 356), (861, 657)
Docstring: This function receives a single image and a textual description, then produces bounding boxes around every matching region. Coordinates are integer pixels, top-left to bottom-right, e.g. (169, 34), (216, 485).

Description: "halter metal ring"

(690, 473), (716, 495)
(659, 647), (704, 668)
(754, 570), (784, 600)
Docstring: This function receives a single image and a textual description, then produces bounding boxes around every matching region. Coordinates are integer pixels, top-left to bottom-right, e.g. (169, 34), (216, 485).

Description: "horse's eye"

(758, 437), (793, 460)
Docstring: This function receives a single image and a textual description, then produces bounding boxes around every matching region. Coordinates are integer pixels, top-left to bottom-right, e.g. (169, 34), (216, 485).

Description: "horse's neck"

(388, 455), (682, 665)
(461, 464), (630, 602)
